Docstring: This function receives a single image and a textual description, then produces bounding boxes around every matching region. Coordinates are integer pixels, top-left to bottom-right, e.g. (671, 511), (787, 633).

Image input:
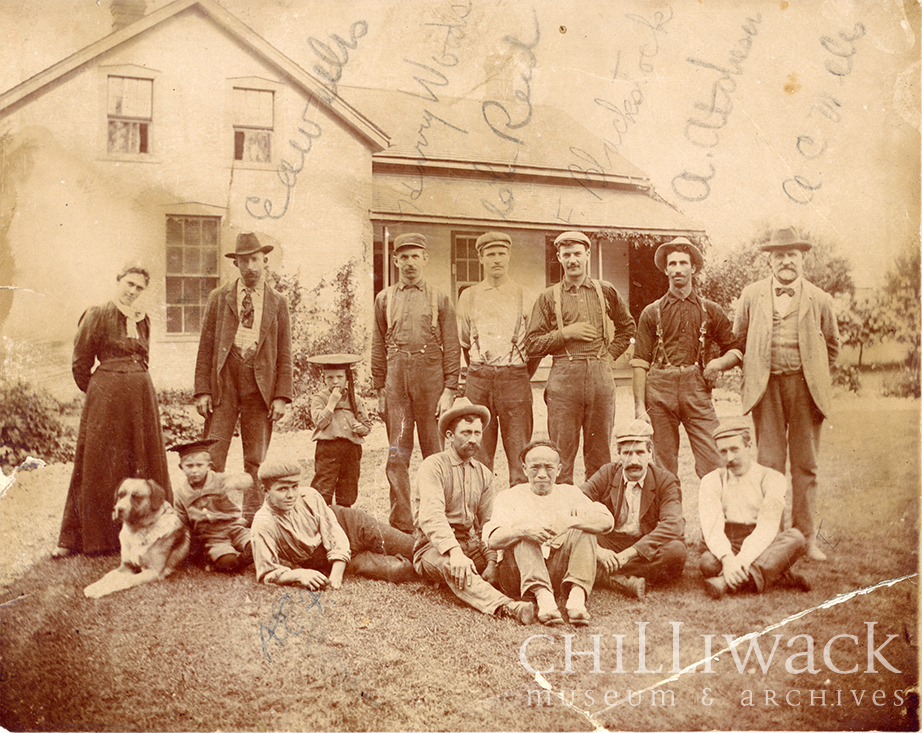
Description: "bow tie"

(775, 286), (795, 297)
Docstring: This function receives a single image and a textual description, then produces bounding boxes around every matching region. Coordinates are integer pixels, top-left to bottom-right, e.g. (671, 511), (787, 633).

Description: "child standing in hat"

(169, 439), (253, 572)
(308, 354), (373, 507)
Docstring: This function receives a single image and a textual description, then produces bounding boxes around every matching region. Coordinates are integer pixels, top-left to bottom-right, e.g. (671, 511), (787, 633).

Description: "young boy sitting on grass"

(307, 354), (373, 507)
(252, 460), (417, 589)
(169, 439), (253, 572)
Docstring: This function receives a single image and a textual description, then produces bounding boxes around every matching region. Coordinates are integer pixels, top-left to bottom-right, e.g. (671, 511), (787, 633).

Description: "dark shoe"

(610, 573), (645, 601)
(499, 601), (536, 625)
(779, 569), (811, 592)
(704, 576), (727, 599)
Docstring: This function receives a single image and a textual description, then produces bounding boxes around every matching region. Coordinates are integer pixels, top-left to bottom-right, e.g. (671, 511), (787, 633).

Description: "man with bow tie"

(194, 232), (293, 525)
(733, 228), (839, 561)
(580, 420), (687, 601)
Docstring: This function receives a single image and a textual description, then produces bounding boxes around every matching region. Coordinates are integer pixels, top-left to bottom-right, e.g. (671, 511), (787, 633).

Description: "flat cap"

(257, 460), (303, 485)
(712, 417), (751, 442)
(167, 439), (218, 458)
(654, 237), (705, 272)
(475, 231), (511, 254)
(553, 231), (592, 250)
(438, 397), (491, 437)
(761, 227), (813, 253)
(394, 233), (428, 252)
(614, 419), (655, 443)
(307, 353), (361, 369)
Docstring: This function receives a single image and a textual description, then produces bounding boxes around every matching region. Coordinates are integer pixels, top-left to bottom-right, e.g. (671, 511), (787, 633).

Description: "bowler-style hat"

(307, 353), (361, 370)
(553, 231), (592, 250)
(654, 237), (705, 273)
(475, 232), (512, 254)
(438, 397), (491, 437)
(760, 227), (813, 253)
(226, 232), (273, 258)
(167, 439), (218, 459)
(614, 419), (655, 444)
(712, 417), (751, 442)
(394, 233), (428, 252)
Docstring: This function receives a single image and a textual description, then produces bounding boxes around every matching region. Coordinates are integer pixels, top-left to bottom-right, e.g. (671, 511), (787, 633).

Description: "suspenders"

(650, 296), (709, 369)
(385, 283), (442, 353)
(469, 283), (527, 365)
(553, 279), (613, 360)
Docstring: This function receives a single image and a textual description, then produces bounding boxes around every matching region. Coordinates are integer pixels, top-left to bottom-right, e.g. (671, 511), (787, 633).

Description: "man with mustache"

(698, 418), (810, 598)
(631, 238), (740, 479)
(580, 420), (687, 601)
(194, 232), (293, 524)
(524, 231), (635, 484)
(412, 399), (536, 625)
(456, 232), (539, 486)
(733, 228), (839, 561)
(372, 233), (461, 533)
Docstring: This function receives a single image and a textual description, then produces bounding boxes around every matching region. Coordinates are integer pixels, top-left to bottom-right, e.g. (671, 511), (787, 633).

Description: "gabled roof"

(0, 0), (389, 152)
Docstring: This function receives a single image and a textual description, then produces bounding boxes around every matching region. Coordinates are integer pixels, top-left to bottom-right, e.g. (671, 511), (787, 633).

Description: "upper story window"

(107, 76), (152, 154)
(165, 215), (220, 334)
(233, 87), (273, 163)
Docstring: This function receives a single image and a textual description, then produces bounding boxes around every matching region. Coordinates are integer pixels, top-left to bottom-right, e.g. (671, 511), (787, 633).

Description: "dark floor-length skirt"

(57, 369), (172, 554)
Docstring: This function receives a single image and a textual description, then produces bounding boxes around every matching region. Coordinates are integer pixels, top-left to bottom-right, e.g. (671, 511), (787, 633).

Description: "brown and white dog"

(84, 478), (190, 599)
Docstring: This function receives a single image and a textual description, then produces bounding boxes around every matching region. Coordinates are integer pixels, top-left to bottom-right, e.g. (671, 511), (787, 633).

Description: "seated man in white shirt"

(698, 418), (811, 599)
(483, 440), (614, 627)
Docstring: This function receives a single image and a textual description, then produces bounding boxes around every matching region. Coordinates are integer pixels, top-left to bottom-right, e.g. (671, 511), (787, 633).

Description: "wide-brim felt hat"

(307, 353), (361, 370)
(226, 232), (274, 258)
(438, 397), (491, 436)
(654, 237), (705, 272)
(760, 227), (813, 253)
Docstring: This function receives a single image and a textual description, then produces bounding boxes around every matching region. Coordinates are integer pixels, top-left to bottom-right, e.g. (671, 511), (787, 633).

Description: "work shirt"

(614, 468), (647, 537)
(174, 471), (248, 535)
(233, 280), (264, 353)
(371, 279), (461, 391)
(631, 290), (739, 370)
(524, 278), (634, 361)
(456, 279), (531, 366)
(251, 487), (351, 584)
(698, 462), (786, 571)
(310, 389), (371, 444)
(413, 448), (494, 556)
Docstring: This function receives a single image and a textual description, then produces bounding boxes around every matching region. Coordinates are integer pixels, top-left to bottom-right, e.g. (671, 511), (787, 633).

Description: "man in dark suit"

(194, 232), (293, 524)
(733, 227), (839, 561)
(581, 420), (687, 601)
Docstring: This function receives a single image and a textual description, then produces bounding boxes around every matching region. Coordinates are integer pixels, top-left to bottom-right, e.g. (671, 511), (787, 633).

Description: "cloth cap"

(438, 397), (491, 437)
(394, 233), (428, 252)
(226, 232), (273, 258)
(712, 417), (752, 442)
(654, 237), (705, 272)
(614, 419), (655, 444)
(553, 231), (591, 250)
(760, 227), (813, 253)
(167, 439), (218, 459)
(475, 231), (512, 254)
(258, 460), (303, 486)
(307, 353), (361, 370)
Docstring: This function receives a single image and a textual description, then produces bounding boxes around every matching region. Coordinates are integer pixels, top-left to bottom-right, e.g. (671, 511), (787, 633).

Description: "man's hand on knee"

(448, 547), (476, 589)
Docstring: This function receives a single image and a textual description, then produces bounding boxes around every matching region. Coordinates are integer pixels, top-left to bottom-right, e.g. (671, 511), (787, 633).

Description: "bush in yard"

(0, 379), (76, 471)
(831, 364), (862, 394)
(881, 366), (921, 399)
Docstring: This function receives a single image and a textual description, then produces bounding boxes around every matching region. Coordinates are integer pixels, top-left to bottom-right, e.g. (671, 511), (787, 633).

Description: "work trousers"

(497, 529), (597, 599)
(415, 535), (510, 615)
(329, 505), (416, 582)
(465, 363), (534, 486)
(598, 533), (687, 585)
(311, 438), (362, 507)
(751, 371), (824, 546)
(699, 523), (806, 592)
(205, 348), (272, 525)
(545, 358), (615, 484)
(646, 365), (721, 479)
(384, 349), (444, 532)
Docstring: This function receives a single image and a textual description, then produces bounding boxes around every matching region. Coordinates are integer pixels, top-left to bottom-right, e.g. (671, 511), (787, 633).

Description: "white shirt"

(234, 280), (264, 353)
(456, 279), (531, 366)
(771, 277), (802, 318)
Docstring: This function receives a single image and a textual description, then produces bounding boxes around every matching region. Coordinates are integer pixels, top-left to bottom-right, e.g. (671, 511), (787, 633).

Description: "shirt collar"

(663, 288), (699, 306)
(772, 277), (802, 292)
(447, 446), (473, 467)
(397, 279), (426, 291)
(623, 467), (648, 488)
(238, 278), (264, 296)
(561, 278), (593, 292)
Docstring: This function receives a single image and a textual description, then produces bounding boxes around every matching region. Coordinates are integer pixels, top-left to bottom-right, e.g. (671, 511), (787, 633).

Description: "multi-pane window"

(452, 232), (484, 300)
(233, 88), (273, 162)
(165, 216), (220, 334)
(107, 76), (152, 154)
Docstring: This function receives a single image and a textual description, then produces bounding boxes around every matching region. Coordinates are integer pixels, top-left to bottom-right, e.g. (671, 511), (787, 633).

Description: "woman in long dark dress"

(52, 266), (172, 557)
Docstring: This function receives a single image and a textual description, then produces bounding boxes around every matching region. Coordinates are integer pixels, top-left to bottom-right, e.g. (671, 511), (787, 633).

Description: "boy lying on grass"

(251, 460), (417, 589)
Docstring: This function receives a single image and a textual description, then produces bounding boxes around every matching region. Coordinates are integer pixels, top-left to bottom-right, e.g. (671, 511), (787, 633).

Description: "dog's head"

(113, 478), (167, 527)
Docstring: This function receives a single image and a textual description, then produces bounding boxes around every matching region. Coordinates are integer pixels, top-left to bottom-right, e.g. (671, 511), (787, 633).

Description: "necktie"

(241, 288), (254, 329)
(775, 286), (795, 297)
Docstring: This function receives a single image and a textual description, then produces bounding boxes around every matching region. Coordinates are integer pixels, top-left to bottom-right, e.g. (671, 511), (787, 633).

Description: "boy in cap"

(169, 439), (253, 572)
(308, 354), (373, 507)
(252, 461), (417, 588)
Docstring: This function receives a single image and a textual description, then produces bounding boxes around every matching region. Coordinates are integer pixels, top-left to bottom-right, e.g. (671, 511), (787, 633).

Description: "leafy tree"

(835, 292), (886, 368)
(875, 235), (921, 367)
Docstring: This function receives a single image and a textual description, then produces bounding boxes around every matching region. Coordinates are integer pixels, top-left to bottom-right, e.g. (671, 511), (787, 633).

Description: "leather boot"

(350, 552), (418, 583)
(608, 573), (645, 601)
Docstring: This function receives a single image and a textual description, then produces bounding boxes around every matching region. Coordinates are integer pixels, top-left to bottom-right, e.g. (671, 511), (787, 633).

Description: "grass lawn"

(0, 396), (918, 731)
